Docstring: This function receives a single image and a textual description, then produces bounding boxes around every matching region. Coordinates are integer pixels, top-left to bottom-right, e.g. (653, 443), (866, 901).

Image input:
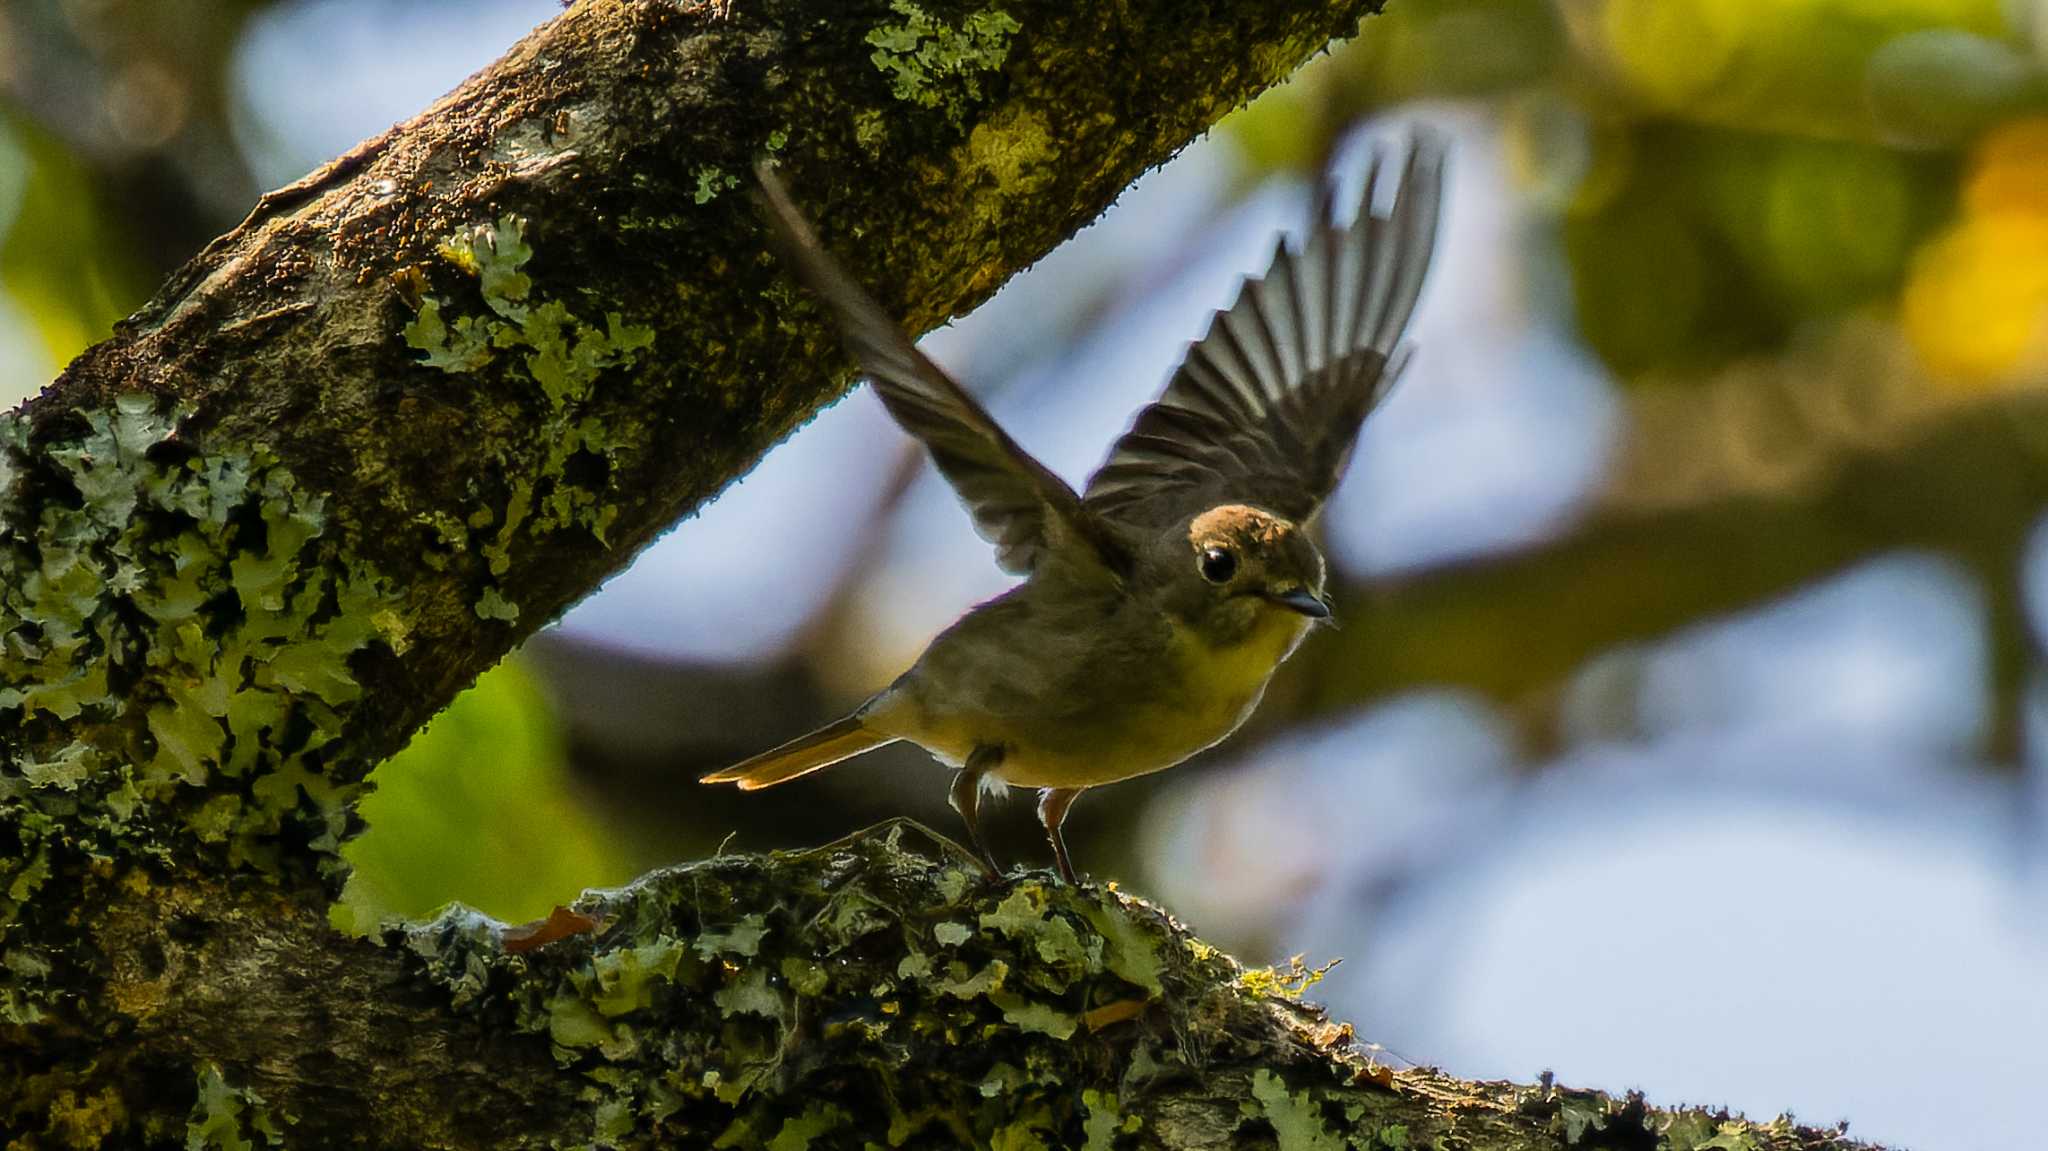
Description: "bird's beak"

(1268, 588), (1333, 620)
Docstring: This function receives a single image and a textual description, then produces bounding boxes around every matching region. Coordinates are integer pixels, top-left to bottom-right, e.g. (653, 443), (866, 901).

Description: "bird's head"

(1161, 503), (1331, 646)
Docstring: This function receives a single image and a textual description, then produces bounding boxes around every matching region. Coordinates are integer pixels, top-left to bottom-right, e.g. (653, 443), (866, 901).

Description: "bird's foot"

(970, 846), (1009, 883)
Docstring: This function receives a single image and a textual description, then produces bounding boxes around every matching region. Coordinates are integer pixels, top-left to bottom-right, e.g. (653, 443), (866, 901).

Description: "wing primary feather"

(1080, 129), (1447, 528)
(1292, 223), (1324, 376)
(1201, 312), (1266, 413)
(1351, 221), (1398, 360)
(1322, 172), (1347, 368)
(753, 161), (1126, 579)
(1269, 239), (1302, 387)
(1372, 143), (1447, 353)
(1326, 173), (1366, 355)
(1176, 350), (1250, 421)
(1254, 239), (1303, 395)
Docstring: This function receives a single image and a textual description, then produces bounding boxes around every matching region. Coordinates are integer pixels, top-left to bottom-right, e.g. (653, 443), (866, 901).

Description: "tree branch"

(58, 823), (1891, 1149)
(0, 0), (1893, 1145)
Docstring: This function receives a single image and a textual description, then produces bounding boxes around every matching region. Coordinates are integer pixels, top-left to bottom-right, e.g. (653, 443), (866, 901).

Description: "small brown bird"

(704, 138), (1445, 883)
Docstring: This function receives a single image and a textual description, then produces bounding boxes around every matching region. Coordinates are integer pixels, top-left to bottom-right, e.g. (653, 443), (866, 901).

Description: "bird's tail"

(699, 716), (896, 790)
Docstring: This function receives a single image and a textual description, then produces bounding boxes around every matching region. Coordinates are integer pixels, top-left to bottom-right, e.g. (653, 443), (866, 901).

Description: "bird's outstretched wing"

(756, 164), (1124, 578)
(1081, 134), (1446, 529)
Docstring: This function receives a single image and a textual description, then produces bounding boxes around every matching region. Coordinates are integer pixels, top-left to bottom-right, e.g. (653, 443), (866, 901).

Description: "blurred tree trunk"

(0, 0), (1895, 1146)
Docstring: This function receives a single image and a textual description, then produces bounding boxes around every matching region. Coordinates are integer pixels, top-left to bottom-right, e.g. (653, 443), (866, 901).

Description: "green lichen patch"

(1240, 953), (1340, 1002)
(395, 820), (1308, 1149)
(1079, 1088), (1140, 1151)
(186, 1062), (287, 1150)
(1, 943), (53, 1024)
(1512, 1084), (1810, 1151)
(402, 214), (655, 616)
(0, 395), (400, 1016)
(404, 905), (502, 1010)
(865, 1), (1021, 127)
(22, 1081), (129, 1149)
(474, 585), (520, 623)
(694, 165), (742, 205)
(964, 104), (1057, 195)
(386, 820), (1864, 1148)
(1246, 1068), (1347, 1151)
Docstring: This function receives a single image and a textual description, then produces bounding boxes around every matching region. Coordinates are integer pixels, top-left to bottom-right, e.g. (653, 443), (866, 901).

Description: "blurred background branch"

(1315, 377), (2048, 758)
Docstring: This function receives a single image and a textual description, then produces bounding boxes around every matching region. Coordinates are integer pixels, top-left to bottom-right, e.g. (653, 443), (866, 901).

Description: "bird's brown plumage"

(707, 135), (1448, 882)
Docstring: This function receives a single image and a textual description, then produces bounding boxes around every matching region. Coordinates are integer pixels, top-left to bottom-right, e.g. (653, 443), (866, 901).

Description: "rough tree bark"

(0, 0), (1889, 1147)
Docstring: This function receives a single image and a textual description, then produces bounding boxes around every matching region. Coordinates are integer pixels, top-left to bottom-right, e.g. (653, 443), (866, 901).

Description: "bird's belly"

(984, 613), (1307, 789)
(989, 699), (1251, 788)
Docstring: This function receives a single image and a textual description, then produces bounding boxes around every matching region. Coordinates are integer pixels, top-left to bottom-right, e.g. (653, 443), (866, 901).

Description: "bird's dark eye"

(1199, 546), (1237, 584)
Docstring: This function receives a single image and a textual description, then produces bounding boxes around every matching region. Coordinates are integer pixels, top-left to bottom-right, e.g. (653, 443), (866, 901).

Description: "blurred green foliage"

(1565, 124), (1955, 375)
(1224, 0), (2048, 384)
(1576, 0), (2025, 142)
(1227, 0), (1565, 173)
(0, 114), (149, 394)
(1865, 27), (2043, 145)
(334, 660), (636, 933)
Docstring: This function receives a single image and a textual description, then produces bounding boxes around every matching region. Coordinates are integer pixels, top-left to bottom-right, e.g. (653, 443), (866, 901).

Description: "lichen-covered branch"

(0, 0), (1447, 1140)
(0, 0), (1893, 1146)
(33, 823), (1895, 1149)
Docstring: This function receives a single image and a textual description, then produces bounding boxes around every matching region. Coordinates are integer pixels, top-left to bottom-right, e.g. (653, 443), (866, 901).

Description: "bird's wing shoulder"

(1081, 134), (1446, 529)
(756, 164), (1128, 581)
(896, 574), (1157, 725)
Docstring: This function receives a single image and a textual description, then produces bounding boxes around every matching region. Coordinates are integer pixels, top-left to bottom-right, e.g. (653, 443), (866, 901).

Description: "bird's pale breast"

(871, 596), (1311, 789)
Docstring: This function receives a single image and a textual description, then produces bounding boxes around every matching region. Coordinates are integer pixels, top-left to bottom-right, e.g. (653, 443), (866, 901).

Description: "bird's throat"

(1175, 604), (1312, 707)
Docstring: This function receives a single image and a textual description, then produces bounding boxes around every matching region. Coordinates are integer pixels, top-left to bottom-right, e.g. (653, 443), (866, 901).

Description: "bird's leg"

(951, 748), (1005, 880)
(1037, 787), (1085, 885)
